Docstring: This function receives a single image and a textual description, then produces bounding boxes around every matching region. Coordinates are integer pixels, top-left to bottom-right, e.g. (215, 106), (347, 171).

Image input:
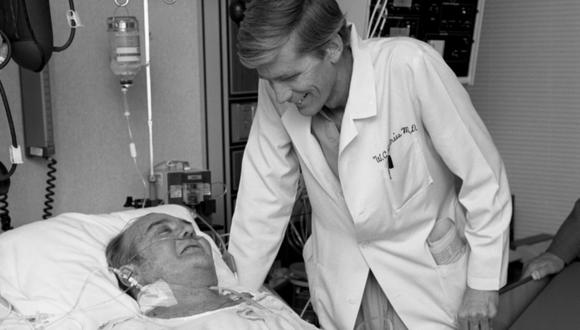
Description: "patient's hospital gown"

(100, 290), (318, 330)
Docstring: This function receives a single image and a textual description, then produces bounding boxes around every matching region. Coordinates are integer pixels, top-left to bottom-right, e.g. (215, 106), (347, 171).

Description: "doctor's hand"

(457, 287), (498, 330)
(522, 252), (565, 280)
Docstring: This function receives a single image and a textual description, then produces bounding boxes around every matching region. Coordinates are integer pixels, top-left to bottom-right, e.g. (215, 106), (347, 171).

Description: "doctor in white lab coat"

(228, 0), (512, 329)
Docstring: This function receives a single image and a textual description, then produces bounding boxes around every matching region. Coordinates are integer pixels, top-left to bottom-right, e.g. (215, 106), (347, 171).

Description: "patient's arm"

(522, 198), (580, 280)
(546, 198), (580, 264)
(522, 252), (565, 280)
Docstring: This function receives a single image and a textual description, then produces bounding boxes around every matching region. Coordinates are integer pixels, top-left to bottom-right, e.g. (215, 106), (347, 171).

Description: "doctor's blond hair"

(237, 0), (349, 69)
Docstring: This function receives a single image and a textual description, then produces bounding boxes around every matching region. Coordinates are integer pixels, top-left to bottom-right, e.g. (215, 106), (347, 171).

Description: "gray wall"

(0, 1), (205, 228)
(337, 0), (369, 35)
(467, 0), (580, 238)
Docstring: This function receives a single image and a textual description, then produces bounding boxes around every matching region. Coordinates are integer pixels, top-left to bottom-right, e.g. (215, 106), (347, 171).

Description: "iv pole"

(142, 0), (157, 201)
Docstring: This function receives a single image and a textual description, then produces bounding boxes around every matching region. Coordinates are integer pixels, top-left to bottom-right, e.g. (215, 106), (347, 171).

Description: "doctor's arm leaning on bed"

(522, 198), (580, 280)
(227, 0), (511, 329)
(104, 212), (318, 329)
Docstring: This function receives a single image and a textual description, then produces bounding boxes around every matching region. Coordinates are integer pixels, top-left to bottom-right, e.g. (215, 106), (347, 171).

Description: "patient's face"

(126, 213), (216, 287)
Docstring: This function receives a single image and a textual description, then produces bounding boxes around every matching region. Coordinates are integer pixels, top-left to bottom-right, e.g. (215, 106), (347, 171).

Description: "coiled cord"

(43, 158), (57, 220)
(0, 161), (11, 231)
(0, 193), (11, 231)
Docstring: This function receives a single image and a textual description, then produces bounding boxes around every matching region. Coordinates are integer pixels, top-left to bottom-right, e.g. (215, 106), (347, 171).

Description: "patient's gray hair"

(237, 0), (349, 69)
(105, 219), (145, 295)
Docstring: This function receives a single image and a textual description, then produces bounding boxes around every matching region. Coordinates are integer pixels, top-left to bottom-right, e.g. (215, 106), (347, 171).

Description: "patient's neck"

(146, 283), (239, 319)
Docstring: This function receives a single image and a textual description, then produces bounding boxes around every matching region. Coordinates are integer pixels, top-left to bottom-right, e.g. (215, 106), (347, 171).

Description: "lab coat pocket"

(432, 235), (469, 319)
(428, 218), (466, 266)
(383, 136), (432, 211)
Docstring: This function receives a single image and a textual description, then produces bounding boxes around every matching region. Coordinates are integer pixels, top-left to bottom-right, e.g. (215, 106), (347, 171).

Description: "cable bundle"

(367, 0), (389, 39)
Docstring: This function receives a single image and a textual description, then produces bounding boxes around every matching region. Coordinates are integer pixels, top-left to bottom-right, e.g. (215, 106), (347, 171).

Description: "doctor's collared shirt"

(311, 108), (341, 179)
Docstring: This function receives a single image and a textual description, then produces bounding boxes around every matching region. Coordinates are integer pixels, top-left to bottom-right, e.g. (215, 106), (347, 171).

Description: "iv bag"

(107, 16), (141, 89)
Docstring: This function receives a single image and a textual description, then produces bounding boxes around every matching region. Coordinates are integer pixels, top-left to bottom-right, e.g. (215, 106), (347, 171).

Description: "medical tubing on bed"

(40, 267), (139, 329)
(0, 296), (49, 330)
(0, 313), (36, 330)
(219, 287), (302, 327)
(192, 213), (238, 279)
(42, 157), (57, 219)
(193, 213), (228, 253)
(2, 267), (148, 329)
(0, 298), (13, 325)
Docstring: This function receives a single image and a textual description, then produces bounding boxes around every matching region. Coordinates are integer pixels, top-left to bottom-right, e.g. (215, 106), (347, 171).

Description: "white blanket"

(101, 290), (318, 330)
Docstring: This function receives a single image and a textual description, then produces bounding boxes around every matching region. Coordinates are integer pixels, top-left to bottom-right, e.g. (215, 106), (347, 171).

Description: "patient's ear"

(117, 265), (141, 288)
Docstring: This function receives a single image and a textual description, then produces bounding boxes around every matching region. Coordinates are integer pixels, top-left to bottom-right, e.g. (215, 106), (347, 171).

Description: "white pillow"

(0, 205), (236, 329)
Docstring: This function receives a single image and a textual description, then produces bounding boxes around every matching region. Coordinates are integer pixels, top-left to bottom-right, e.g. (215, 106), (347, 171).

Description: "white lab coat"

(229, 25), (511, 330)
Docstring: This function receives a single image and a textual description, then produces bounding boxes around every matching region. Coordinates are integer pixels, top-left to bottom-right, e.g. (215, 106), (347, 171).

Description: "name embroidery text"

(372, 124), (418, 164)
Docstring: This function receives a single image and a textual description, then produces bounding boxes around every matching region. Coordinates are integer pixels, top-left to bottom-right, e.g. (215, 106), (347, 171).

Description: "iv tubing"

(143, 0), (156, 199)
(122, 89), (148, 194)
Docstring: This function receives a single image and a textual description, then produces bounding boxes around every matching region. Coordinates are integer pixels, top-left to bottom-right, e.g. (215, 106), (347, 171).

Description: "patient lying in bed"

(0, 205), (316, 329)
(101, 212), (317, 330)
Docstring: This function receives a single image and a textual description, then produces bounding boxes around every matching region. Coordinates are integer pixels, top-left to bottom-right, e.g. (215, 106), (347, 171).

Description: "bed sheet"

(99, 288), (318, 330)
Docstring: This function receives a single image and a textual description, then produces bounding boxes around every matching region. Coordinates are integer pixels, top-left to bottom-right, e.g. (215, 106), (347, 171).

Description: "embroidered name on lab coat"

(372, 124), (419, 164)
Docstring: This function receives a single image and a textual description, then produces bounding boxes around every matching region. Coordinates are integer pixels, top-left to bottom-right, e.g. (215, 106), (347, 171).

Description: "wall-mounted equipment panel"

(228, 20), (259, 95)
(230, 101), (256, 145)
(369, 0), (484, 84)
(19, 66), (55, 158)
(203, 0), (259, 229)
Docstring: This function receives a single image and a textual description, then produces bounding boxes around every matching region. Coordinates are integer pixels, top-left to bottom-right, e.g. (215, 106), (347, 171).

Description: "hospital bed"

(0, 203), (572, 329)
(0, 205), (239, 329)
